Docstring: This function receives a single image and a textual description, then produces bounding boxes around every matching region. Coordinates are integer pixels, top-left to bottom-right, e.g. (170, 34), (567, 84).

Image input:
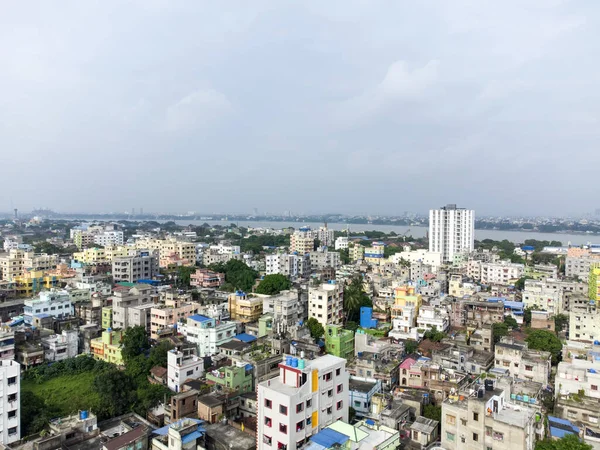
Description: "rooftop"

(349, 378), (379, 393)
(410, 416), (439, 434)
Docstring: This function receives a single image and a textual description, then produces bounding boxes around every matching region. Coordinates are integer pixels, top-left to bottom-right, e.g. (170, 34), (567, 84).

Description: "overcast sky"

(1, 1), (599, 217)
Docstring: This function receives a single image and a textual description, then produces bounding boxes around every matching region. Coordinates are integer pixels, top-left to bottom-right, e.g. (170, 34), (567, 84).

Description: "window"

(460, 418), (467, 426)
(265, 417), (272, 427)
(337, 384), (343, 393)
(461, 437), (466, 443)
(306, 417), (312, 426)
(473, 433), (479, 442)
(525, 365), (533, 371)
(473, 412), (479, 421)
(263, 435), (272, 445)
(446, 432), (455, 442)
(280, 405), (288, 415)
(279, 424), (287, 434)
(7, 377), (16, 386)
(337, 401), (343, 410)
(306, 399), (312, 408)
(7, 410), (16, 419)
(446, 415), (456, 425)
(336, 368), (341, 376)
(493, 432), (504, 441)
(590, 416), (598, 424)
(297, 403), (304, 413)
(592, 385), (598, 391)
(328, 389), (333, 398)
(8, 427), (17, 436)
(265, 399), (272, 408)
(186, 370), (194, 376)
(296, 421), (305, 431)
(486, 427), (492, 437)
(324, 372), (332, 381)
(327, 407), (332, 415)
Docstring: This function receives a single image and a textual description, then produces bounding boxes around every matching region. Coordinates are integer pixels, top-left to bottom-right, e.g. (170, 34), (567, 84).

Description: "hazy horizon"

(2, 2), (599, 217)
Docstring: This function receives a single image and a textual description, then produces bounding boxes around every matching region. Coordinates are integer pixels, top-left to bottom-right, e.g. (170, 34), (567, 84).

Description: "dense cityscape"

(0, 203), (597, 450)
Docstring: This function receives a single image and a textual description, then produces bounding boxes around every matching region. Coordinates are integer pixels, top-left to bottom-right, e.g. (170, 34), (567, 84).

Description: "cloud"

(165, 88), (233, 132)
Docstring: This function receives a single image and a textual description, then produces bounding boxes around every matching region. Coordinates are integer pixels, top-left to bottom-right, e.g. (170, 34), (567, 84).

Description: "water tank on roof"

(286, 356), (293, 366)
(298, 359), (305, 369)
(292, 358), (298, 368)
(79, 410), (88, 420)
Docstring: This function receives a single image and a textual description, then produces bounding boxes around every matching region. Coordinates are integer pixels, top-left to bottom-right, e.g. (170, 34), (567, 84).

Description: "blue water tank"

(292, 358), (298, 368)
(80, 410), (88, 420)
(286, 356), (293, 366)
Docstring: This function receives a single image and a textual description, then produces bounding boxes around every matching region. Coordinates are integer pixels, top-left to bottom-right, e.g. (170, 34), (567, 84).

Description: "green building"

(325, 325), (355, 360)
(258, 314), (273, 337)
(102, 306), (113, 330)
(206, 364), (253, 394)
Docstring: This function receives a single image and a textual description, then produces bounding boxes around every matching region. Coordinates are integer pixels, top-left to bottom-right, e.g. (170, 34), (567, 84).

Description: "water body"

(168, 219), (596, 246)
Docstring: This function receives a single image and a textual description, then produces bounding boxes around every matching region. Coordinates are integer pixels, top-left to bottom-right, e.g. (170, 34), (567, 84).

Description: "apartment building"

(448, 275), (480, 298)
(570, 304), (600, 342)
(309, 250), (340, 271)
(556, 359), (600, 400)
(479, 261), (525, 285)
(0, 328), (15, 361)
(150, 294), (199, 340)
(257, 354), (349, 450)
(364, 242), (385, 266)
(290, 227), (315, 254)
(179, 314), (237, 356)
(72, 247), (107, 265)
(441, 381), (542, 450)
(190, 268), (224, 288)
(429, 204), (475, 262)
(111, 284), (155, 329)
(24, 289), (73, 324)
(0, 360), (20, 444)
(0, 249), (59, 281)
(324, 325), (354, 360)
(390, 249), (442, 271)
(566, 255), (600, 282)
(90, 329), (124, 365)
(494, 338), (551, 385)
(416, 306), (450, 336)
(262, 290), (303, 329)
(41, 330), (78, 362)
(315, 225), (335, 248)
(334, 237), (348, 250)
(112, 250), (159, 283)
(350, 245), (364, 262)
(266, 253), (311, 279)
(135, 238), (196, 267)
(93, 230), (124, 247)
(308, 281), (344, 327)
(590, 267), (600, 301)
(167, 348), (204, 393)
(229, 291), (263, 323)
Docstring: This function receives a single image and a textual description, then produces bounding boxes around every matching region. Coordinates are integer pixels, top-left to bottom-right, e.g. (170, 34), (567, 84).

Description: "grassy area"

(22, 371), (100, 417)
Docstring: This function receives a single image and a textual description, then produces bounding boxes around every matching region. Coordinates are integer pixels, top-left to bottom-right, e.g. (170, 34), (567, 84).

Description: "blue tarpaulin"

(152, 419), (205, 436)
(548, 416), (579, 439)
(311, 429), (349, 448)
(234, 333), (257, 343)
(182, 430), (204, 444)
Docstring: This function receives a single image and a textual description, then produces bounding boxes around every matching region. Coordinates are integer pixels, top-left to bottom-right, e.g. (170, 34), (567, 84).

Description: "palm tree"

(344, 274), (371, 323)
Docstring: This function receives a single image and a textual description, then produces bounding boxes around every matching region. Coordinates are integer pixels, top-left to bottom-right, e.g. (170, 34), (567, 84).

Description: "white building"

(2, 236), (22, 252)
(93, 230), (124, 247)
(309, 250), (341, 270)
(429, 204), (474, 262)
(209, 242), (241, 255)
(390, 249), (442, 272)
(179, 314), (237, 357)
(23, 289), (73, 324)
(41, 330), (79, 362)
(308, 282), (344, 326)
(257, 354), (349, 450)
(416, 306), (449, 336)
(334, 237), (348, 251)
(265, 253), (310, 279)
(167, 348), (204, 393)
(316, 225), (335, 248)
(480, 261), (525, 285)
(556, 359), (600, 399)
(290, 228), (314, 254)
(0, 360), (20, 444)
(0, 329), (15, 361)
(262, 290), (302, 330)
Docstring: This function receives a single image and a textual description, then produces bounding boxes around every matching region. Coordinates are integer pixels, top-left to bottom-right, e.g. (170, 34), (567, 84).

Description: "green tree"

(93, 368), (137, 419)
(339, 248), (350, 265)
(176, 265), (197, 287)
(423, 405), (442, 422)
(526, 329), (563, 365)
(514, 276), (532, 291)
(423, 326), (446, 342)
(349, 406), (357, 423)
(209, 259), (257, 292)
(554, 314), (568, 332)
(306, 318), (325, 340)
(121, 326), (150, 363)
(345, 321), (359, 332)
(404, 340), (419, 355)
(535, 434), (591, 450)
(148, 340), (174, 367)
(255, 274), (292, 295)
(344, 275), (372, 322)
(524, 307), (534, 327)
(492, 322), (509, 343)
(504, 316), (519, 329)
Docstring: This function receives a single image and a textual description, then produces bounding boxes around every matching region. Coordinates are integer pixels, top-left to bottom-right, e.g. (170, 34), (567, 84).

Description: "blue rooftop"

(234, 333), (257, 343)
(311, 428), (349, 448)
(503, 301), (525, 310)
(152, 419), (205, 436)
(188, 314), (211, 323)
(548, 416), (579, 439)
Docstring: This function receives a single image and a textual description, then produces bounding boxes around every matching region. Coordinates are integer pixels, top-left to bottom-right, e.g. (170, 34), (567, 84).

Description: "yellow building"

(364, 242), (385, 266)
(135, 238), (196, 268)
(228, 290), (263, 323)
(73, 247), (107, 265)
(350, 244), (364, 262)
(91, 329), (124, 365)
(12, 270), (62, 297)
(589, 267), (600, 302)
(391, 285), (422, 317)
(0, 249), (59, 281)
(105, 245), (132, 261)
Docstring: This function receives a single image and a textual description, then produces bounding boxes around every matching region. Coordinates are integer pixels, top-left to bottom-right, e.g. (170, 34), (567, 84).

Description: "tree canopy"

(504, 315), (519, 330)
(526, 329), (563, 365)
(423, 326), (446, 342)
(208, 259), (257, 292)
(492, 322), (509, 343)
(535, 434), (591, 450)
(121, 326), (151, 362)
(307, 317), (325, 341)
(343, 274), (372, 322)
(255, 274), (292, 295)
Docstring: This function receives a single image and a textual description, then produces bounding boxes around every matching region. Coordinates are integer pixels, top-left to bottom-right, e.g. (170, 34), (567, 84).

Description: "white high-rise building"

(429, 204), (474, 262)
(0, 360), (20, 445)
(308, 282), (344, 326)
(257, 354), (349, 450)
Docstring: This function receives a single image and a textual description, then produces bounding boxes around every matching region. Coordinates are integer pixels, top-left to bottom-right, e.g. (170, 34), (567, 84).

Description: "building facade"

(308, 282), (344, 327)
(429, 204), (475, 262)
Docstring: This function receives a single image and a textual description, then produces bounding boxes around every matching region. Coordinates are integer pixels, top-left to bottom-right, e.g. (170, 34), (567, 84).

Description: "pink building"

(190, 268), (225, 288)
(150, 291), (200, 340)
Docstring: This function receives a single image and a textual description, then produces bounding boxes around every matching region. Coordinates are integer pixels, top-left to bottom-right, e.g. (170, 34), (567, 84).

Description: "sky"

(1, 1), (599, 217)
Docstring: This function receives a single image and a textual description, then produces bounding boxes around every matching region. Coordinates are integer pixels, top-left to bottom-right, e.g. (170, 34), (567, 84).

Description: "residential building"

(0, 249), (58, 281)
(530, 311), (555, 331)
(429, 204), (475, 262)
(151, 418), (205, 450)
(570, 304), (600, 342)
(102, 306), (113, 329)
(389, 286), (422, 341)
(167, 348), (204, 393)
(94, 230), (124, 247)
(179, 314), (237, 357)
(522, 280), (565, 314)
(416, 306), (449, 336)
(348, 379), (381, 418)
(556, 359), (600, 400)
(262, 289), (305, 330)
(197, 393), (225, 423)
(206, 363), (254, 394)
(309, 250), (340, 271)
(448, 275), (480, 298)
(495, 338), (552, 385)
(91, 329), (124, 365)
(2, 236), (23, 252)
(41, 329), (78, 362)
(432, 343), (494, 375)
(135, 238), (197, 268)
(364, 242), (385, 266)
(308, 420), (399, 450)
(480, 261), (525, 285)
(257, 354), (349, 450)
(316, 224), (335, 248)
(266, 253), (311, 279)
(229, 291), (263, 323)
(72, 247), (108, 265)
(112, 250), (159, 283)
(566, 256), (600, 282)
(350, 245), (364, 262)
(324, 325), (354, 360)
(151, 291), (199, 340)
(590, 267), (600, 301)
(290, 227), (315, 254)
(441, 380), (543, 450)
(334, 237), (348, 251)
(308, 281), (344, 327)
(111, 284), (155, 329)
(410, 416), (439, 447)
(128, 302), (156, 333)
(190, 268), (225, 288)
(348, 351), (401, 392)
(0, 328), (15, 361)
(0, 360), (21, 444)
(391, 249), (442, 272)
(165, 390), (199, 424)
(24, 289), (73, 324)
